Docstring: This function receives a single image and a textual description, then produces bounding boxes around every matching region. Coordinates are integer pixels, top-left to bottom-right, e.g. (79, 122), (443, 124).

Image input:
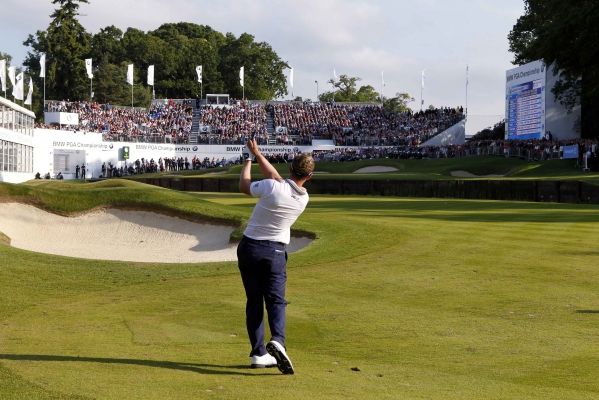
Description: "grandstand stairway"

(189, 105), (202, 144)
(266, 108), (277, 145)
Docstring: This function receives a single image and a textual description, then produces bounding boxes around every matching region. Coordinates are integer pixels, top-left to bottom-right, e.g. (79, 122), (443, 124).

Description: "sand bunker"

(353, 166), (398, 173)
(450, 170), (505, 178)
(0, 203), (312, 263)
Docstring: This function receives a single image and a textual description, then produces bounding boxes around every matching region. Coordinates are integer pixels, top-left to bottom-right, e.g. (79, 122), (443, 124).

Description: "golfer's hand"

(247, 140), (261, 158)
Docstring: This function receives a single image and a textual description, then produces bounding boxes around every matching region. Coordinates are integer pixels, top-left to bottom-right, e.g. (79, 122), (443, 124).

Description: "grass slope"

(1, 182), (598, 399)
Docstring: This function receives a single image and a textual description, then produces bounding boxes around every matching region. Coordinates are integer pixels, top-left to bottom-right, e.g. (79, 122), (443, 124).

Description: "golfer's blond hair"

(291, 153), (314, 178)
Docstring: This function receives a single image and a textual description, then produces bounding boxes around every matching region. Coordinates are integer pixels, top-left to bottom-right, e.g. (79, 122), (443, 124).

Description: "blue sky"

(0, 0), (525, 133)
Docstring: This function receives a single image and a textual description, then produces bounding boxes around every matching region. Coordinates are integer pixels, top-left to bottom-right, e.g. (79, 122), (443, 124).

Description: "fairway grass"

(1, 181), (598, 399)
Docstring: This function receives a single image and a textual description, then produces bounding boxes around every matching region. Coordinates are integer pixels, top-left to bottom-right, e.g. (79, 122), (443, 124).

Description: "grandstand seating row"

(42, 100), (465, 146)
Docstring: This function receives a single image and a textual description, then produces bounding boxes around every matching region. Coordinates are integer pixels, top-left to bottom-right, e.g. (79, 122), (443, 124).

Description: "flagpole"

(465, 65), (469, 119)
(420, 70), (424, 112)
(381, 71), (384, 106)
(90, 77), (93, 101)
(131, 81), (134, 108)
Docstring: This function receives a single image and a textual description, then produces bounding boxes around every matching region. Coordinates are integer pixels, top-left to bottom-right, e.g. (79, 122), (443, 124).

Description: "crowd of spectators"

(270, 102), (352, 144)
(339, 106), (464, 147)
(198, 101), (268, 144)
(44, 100), (193, 143)
(269, 103), (464, 146)
(41, 99), (465, 146)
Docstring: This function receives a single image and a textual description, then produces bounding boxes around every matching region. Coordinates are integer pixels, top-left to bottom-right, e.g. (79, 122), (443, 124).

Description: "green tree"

(219, 32), (288, 99)
(91, 25), (124, 65)
(508, 0), (599, 137)
(151, 23), (226, 97)
(319, 74), (380, 102)
(355, 85), (379, 102)
(383, 92), (414, 113)
(24, 0), (91, 108)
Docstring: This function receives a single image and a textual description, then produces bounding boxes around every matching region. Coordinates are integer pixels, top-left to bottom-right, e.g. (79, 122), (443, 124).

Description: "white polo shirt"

(244, 178), (309, 244)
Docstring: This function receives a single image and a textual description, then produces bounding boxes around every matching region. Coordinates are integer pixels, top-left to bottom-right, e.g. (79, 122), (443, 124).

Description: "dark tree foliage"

(319, 75), (381, 103)
(383, 92), (415, 114)
(24, 0), (91, 114)
(508, 0), (599, 138)
(468, 121), (506, 141)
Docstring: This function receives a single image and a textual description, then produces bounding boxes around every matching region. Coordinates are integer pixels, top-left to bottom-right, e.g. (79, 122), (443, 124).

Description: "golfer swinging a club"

(238, 139), (314, 374)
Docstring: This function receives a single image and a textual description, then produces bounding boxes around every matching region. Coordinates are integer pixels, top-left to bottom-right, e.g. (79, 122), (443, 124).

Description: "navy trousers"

(237, 236), (288, 357)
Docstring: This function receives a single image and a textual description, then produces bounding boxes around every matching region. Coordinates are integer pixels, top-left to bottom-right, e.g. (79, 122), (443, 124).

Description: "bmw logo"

(192, 146), (198, 151)
(109, 144), (114, 149)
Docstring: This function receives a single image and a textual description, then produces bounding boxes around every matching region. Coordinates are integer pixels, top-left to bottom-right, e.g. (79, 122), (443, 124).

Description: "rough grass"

(1, 183), (598, 399)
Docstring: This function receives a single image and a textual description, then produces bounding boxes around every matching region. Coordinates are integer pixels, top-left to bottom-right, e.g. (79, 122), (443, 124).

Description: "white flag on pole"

(147, 65), (154, 86)
(0, 60), (6, 92)
(25, 77), (33, 105)
(466, 65), (469, 86)
(85, 58), (93, 79)
(239, 66), (244, 87)
(8, 66), (16, 88)
(126, 64), (134, 85)
(421, 70), (425, 106)
(289, 67), (294, 89)
(40, 53), (46, 78)
(196, 65), (202, 83)
(382, 71), (385, 87)
(13, 72), (24, 100)
(333, 68), (338, 81)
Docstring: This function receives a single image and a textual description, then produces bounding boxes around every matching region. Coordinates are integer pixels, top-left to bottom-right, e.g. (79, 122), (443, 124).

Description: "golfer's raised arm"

(239, 157), (252, 195)
(247, 140), (283, 181)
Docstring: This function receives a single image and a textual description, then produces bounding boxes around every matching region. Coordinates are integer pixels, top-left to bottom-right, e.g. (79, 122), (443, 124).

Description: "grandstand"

(41, 98), (466, 147)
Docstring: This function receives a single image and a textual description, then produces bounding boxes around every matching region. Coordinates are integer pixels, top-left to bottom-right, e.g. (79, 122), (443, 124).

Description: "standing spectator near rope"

(237, 139), (314, 374)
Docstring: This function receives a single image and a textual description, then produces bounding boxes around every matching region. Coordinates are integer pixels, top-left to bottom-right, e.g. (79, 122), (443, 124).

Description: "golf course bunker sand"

(0, 203), (312, 263)
(450, 170), (505, 178)
(353, 166), (398, 173)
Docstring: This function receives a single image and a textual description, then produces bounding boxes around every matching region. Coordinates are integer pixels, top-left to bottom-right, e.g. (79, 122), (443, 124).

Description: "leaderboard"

(506, 79), (544, 139)
(505, 60), (546, 141)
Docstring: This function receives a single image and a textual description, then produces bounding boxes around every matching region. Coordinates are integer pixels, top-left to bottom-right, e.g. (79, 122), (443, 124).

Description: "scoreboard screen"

(505, 60), (546, 140)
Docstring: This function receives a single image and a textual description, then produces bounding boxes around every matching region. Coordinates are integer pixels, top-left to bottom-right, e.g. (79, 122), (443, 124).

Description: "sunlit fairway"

(1, 180), (599, 399)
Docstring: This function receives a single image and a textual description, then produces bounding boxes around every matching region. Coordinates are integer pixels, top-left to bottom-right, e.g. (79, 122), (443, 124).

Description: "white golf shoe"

(250, 353), (277, 369)
(266, 340), (294, 375)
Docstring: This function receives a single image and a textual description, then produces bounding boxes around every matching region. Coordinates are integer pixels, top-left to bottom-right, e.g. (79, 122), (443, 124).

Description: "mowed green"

(1, 180), (598, 399)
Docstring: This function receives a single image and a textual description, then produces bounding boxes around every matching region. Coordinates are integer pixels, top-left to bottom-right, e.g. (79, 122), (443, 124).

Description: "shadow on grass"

(0, 354), (275, 376)
(576, 310), (599, 314)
